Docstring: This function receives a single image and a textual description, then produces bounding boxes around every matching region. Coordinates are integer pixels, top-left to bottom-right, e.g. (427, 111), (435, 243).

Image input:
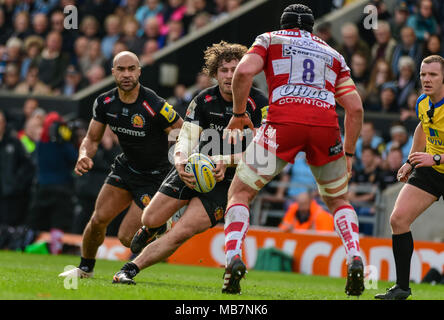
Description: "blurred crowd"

(0, 0), (440, 250)
(0, 0), (247, 96)
(315, 0), (444, 120)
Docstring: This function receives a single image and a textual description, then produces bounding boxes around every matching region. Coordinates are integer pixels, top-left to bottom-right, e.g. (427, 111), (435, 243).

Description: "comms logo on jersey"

(109, 125), (146, 137)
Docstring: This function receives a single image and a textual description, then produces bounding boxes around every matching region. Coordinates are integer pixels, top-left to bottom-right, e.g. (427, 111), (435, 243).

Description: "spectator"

(400, 90), (419, 122)
(226, 0), (242, 13)
(85, 64), (106, 85)
(141, 17), (165, 49)
(355, 121), (385, 168)
(378, 147), (404, 191)
(0, 7), (13, 45)
(31, 12), (48, 39)
(348, 146), (382, 235)
(406, 0), (437, 42)
(1, 0), (17, 32)
(378, 81), (400, 113)
(135, 0), (163, 34)
(17, 112), (44, 155)
(213, 0), (227, 17)
(395, 56), (417, 109)
(0, 63), (20, 91)
(0, 109), (35, 228)
(370, 20), (397, 66)
(350, 51), (370, 96)
(15, 64), (53, 95)
(11, 98), (40, 132)
(384, 122), (413, 163)
(188, 11), (212, 33)
(5, 37), (23, 65)
(315, 21), (338, 50)
(115, 0), (141, 18)
(365, 59), (395, 110)
(49, 10), (77, 55)
(55, 64), (88, 96)
(79, 15), (101, 39)
(20, 35), (44, 80)
(164, 19), (184, 46)
(101, 14), (121, 60)
(191, 71), (214, 97)
(389, 1), (410, 42)
(278, 192), (334, 232)
(120, 16), (144, 55)
(139, 38), (159, 65)
(167, 83), (191, 118)
(158, 0), (187, 36)
(338, 22), (371, 66)
(14, 0), (59, 16)
(11, 11), (32, 40)
(26, 112), (78, 254)
(37, 31), (70, 89)
(72, 35), (89, 66)
(391, 26), (423, 76)
(422, 33), (444, 59)
(79, 38), (106, 75)
(183, 0), (213, 33)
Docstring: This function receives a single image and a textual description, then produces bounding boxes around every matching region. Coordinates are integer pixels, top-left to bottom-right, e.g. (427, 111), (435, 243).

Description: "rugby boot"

(345, 255), (365, 296)
(112, 271), (136, 285)
(375, 284), (412, 300)
(58, 267), (94, 279)
(222, 255), (247, 294)
(130, 224), (167, 254)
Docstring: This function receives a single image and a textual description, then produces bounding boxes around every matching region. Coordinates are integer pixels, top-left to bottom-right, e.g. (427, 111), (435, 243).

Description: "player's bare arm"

(225, 53), (263, 143)
(75, 119), (106, 176)
(335, 76), (364, 175)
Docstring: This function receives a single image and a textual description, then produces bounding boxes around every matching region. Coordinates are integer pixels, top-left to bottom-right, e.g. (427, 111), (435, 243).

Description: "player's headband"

(280, 12), (314, 32)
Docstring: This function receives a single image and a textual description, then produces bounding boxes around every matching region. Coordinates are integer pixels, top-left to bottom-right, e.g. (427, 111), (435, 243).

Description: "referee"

(375, 55), (444, 300)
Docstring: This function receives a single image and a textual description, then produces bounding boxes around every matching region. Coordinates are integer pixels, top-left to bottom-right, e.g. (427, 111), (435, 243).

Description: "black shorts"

(407, 166), (444, 199)
(105, 154), (170, 209)
(158, 167), (231, 227)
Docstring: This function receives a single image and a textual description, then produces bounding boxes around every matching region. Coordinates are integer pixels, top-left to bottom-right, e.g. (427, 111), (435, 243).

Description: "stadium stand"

(2, 0), (444, 254)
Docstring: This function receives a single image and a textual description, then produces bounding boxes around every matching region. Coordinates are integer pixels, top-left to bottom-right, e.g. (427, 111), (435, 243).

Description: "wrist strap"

(233, 112), (246, 118)
(345, 152), (354, 157)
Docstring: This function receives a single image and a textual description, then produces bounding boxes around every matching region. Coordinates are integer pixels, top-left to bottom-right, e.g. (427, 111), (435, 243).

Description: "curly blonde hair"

(202, 41), (248, 78)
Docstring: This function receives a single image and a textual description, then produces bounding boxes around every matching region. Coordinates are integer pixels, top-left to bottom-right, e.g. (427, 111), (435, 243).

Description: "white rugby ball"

(185, 153), (216, 193)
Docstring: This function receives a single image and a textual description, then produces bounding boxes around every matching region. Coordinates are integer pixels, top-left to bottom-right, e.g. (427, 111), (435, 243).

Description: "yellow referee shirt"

(416, 94), (444, 173)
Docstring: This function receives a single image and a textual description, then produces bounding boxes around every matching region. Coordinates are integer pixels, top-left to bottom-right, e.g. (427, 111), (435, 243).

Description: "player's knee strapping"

(317, 173), (349, 197)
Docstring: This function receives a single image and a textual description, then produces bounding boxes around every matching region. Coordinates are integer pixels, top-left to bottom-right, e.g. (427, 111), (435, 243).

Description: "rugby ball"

(185, 153), (216, 193)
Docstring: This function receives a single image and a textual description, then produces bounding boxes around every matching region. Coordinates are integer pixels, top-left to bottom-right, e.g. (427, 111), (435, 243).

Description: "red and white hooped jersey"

(247, 28), (351, 128)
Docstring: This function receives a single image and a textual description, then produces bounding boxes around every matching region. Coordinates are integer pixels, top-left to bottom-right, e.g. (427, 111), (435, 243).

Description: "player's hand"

(223, 115), (254, 145)
(211, 159), (227, 182)
(408, 152), (434, 168)
(175, 162), (196, 189)
(75, 156), (93, 176)
(397, 162), (413, 183)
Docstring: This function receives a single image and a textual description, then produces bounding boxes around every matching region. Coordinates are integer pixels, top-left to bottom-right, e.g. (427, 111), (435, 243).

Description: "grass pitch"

(1, 250), (444, 300)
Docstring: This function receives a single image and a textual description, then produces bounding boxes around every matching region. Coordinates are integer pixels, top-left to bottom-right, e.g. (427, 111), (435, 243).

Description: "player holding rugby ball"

(112, 41), (268, 285)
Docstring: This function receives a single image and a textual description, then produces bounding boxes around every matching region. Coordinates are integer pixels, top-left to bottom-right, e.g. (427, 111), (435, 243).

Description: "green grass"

(1, 250), (444, 300)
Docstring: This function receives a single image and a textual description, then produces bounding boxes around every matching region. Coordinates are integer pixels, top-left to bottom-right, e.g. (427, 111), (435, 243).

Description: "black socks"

(79, 257), (96, 273)
(392, 231), (414, 290)
(121, 262), (140, 278)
